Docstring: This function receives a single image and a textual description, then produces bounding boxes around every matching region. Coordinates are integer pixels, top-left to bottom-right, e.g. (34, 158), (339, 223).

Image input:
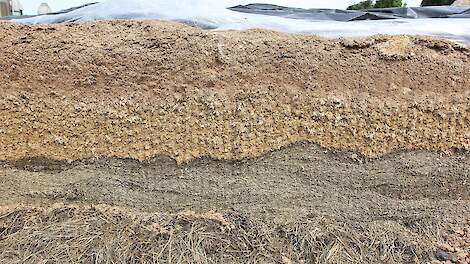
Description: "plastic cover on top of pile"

(229, 4), (470, 21)
(13, 0), (470, 45)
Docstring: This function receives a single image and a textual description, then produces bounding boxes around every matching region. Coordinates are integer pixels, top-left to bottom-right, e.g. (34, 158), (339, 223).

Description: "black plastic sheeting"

(228, 4), (470, 21)
(44, 2), (99, 16)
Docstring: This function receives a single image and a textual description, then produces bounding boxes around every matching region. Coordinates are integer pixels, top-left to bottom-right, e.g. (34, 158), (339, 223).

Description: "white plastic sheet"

(14, 0), (470, 45)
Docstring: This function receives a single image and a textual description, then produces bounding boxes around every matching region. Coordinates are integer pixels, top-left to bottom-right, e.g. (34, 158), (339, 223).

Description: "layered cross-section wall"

(0, 21), (469, 163)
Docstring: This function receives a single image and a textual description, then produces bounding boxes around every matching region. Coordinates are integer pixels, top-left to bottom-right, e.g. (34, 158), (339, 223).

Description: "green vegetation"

(347, 0), (405, 10)
(347, 0), (374, 10)
(374, 0), (405, 8)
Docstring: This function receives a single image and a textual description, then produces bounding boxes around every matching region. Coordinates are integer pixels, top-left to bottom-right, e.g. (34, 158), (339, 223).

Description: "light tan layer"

(0, 21), (469, 162)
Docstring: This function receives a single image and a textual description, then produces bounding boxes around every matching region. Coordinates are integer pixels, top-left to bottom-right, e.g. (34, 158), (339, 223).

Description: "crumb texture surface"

(0, 21), (469, 162)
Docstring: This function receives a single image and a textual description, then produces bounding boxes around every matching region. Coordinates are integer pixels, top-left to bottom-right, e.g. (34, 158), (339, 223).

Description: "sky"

(20, 0), (423, 15)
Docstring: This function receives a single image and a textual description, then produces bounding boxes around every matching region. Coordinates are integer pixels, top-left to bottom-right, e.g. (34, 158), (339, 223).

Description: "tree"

(347, 0), (374, 10)
(374, 0), (405, 7)
(347, 0), (406, 10)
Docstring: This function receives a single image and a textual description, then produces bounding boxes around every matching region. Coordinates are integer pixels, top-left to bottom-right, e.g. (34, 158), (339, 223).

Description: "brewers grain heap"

(0, 20), (468, 264)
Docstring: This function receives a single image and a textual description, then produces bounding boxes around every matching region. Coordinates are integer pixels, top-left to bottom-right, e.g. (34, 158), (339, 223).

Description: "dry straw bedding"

(0, 204), (451, 264)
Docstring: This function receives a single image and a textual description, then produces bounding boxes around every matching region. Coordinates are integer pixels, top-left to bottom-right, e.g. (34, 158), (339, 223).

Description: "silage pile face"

(0, 21), (469, 163)
(0, 20), (470, 264)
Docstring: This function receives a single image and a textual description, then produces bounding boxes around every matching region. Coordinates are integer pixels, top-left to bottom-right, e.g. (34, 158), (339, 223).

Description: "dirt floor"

(0, 20), (469, 263)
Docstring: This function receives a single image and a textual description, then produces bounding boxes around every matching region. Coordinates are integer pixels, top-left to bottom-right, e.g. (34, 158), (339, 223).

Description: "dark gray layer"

(1, 143), (469, 225)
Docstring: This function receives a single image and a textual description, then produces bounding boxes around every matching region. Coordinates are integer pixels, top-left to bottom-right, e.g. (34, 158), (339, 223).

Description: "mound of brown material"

(0, 20), (469, 162)
(1, 20), (469, 264)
